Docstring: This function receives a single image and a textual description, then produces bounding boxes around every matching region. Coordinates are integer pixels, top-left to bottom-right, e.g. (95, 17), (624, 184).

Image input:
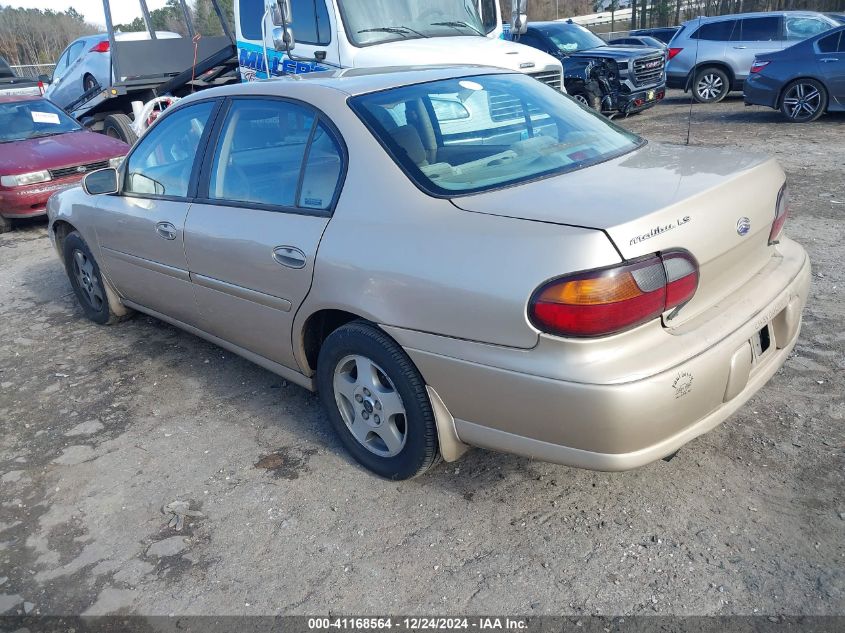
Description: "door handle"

(272, 246), (307, 269)
(732, 46), (748, 49)
(155, 222), (177, 241)
(820, 58), (839, 62)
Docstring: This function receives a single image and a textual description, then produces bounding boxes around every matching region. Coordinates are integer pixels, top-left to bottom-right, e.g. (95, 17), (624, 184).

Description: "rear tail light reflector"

(667, 47), (683, 60)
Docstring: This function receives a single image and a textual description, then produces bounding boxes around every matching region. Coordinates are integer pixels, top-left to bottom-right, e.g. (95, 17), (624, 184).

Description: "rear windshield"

(0, 99), (82, 143)
(350, 73), (642, 197)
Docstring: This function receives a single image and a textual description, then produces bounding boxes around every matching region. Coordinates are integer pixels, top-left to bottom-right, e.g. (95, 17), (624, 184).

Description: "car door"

(184, 97), (345, 370)
(55, 39), (89, 106)
(730, 16), (783, 82)
(45, 46), (72, 106)
(95, 100), (220, 325)
(816, 30), (845, 107)
(50, 40), (86, 108)
(283, 0), (336, 71)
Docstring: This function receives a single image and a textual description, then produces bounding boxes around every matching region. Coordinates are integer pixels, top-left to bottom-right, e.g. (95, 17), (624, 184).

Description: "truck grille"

(49, 160), (110, 180)
(530, 70), (563, 91)
(633, 54), (665, 87)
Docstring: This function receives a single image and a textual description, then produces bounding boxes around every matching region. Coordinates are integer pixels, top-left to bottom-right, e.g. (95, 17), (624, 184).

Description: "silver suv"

(666, 11), (837, 102)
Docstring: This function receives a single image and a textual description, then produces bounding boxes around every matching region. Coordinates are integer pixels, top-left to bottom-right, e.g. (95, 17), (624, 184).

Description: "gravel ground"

(0, 92), (843, 618)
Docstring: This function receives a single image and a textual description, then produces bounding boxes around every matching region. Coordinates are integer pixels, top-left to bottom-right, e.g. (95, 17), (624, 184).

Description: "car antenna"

(685, 16), (703, 146)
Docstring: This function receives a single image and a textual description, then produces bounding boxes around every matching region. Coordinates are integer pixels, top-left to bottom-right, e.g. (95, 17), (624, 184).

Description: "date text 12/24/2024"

(308, 618), (529, 631)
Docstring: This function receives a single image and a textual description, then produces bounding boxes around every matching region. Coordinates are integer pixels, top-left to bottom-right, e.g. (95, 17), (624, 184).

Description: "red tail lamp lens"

(667, 47), (683, 60)
(90, 41), (110, 53)
(529, 250), (699, 338)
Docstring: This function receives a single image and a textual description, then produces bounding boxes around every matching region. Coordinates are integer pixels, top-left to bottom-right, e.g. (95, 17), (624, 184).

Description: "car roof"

(684, 10), (832, 24)
(183, 65), (513, 102)
(0, 95), (43, 104)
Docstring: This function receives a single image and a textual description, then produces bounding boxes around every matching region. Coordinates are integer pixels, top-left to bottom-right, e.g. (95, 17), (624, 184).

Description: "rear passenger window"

(817, 32), (842, 53)
(208, 99), (342, 212)
(692, 20), (737, 41)
(736, 17), (781, 42)
(298, 124), (343, 210)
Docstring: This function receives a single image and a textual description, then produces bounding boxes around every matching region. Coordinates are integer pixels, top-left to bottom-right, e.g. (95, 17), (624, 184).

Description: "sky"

(6, 0), (176, 26)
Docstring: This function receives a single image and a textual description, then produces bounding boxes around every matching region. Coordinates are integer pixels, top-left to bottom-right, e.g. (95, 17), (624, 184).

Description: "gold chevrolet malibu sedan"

(48, 66), (810, 479)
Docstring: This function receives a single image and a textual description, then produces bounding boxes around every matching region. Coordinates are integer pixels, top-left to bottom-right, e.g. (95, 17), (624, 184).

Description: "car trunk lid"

(452, 143), (784, 328)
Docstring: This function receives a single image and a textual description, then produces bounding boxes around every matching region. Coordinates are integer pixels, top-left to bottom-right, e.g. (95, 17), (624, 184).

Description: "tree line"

(500, 0), (844, 28)
(114, 0), (234, 37)
(0, 6), (99, 66)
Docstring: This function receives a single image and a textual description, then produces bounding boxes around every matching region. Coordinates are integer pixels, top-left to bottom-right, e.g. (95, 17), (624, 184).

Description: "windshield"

(541, 24), (607, 53)
(338, 0), (486, 46)
(0, 99), (82, 143)
(351, 73), (642, 196)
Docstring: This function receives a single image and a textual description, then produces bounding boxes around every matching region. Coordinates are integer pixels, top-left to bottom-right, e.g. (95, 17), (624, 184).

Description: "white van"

(234, 0), (563, 90)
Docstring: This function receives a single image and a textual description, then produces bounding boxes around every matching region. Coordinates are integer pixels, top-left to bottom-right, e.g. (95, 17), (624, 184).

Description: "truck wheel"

(317, 321), (441, 480)
(0, 215), (12, 234)
(102, 113), (138, 145)
(569, 86), (602, 112)
(693, 67), (730, 103)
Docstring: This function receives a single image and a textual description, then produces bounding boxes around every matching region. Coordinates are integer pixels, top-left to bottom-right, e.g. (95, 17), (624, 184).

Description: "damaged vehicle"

(516, 20), (666, 115)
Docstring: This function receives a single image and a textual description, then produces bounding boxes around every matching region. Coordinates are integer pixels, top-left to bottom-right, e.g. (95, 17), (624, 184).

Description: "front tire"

(317, 321), (440, 480)
(780, 79), (827, 123)
(569, 84), (602, 112)
(62, 231), (127, 325)
(692, 67), (730, 103)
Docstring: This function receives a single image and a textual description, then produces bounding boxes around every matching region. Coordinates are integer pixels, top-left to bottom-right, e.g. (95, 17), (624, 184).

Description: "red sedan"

(0, 96), (128, 232)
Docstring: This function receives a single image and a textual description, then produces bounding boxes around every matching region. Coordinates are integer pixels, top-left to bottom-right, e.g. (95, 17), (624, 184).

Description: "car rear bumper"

(387, 239), (811, 470)
(0, 178), (84, 219)
(743, 75), (780, 109)
(666, 72), (688, 90)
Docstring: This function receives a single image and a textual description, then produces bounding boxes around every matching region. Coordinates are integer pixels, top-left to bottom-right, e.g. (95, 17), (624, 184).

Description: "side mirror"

(83, 168), (119, 196)
(271, 0), (292, 26)
(510, 0), (528, 36)
(272, 26), (296, 52)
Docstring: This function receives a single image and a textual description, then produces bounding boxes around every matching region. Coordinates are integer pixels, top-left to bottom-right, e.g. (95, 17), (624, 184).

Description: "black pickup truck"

(515, 21), (666, 116)
(0, 57), (43, 98)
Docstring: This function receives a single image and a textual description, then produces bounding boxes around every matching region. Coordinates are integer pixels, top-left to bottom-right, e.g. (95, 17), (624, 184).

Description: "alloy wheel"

(573, 94), (590, 106)
(72, 249), (104, 311)
(782, 83), (822, 121)
(332, 354), (408, 458)
(696, 73), (724, 101)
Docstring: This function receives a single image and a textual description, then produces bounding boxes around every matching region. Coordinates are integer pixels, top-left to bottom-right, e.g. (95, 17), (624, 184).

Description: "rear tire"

(692, 67), (730, 103)
(780, 79), (827, 123)
(83, 73), (98, 93)
(317, 321), (440, 480)
(102, 113), (138, 145)
(63, 231), (128, 325)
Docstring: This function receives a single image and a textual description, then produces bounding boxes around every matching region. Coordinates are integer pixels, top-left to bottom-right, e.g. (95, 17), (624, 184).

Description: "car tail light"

(90, 41), (110, 53)
(667, 47), (683, 60)
(770, 185), (789, 245)
(750, 60), (770, 74)
(529, 250), (699, 338)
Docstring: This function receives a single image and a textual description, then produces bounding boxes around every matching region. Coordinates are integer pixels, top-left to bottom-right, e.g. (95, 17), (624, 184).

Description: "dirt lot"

(0, 93), (843, 618)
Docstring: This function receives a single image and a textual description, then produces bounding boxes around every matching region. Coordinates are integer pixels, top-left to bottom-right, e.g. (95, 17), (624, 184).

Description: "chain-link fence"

(10, 64), (55, 79)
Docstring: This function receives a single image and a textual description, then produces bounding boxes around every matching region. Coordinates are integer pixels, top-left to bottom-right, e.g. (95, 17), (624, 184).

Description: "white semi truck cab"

(234, 0), (563, 91)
